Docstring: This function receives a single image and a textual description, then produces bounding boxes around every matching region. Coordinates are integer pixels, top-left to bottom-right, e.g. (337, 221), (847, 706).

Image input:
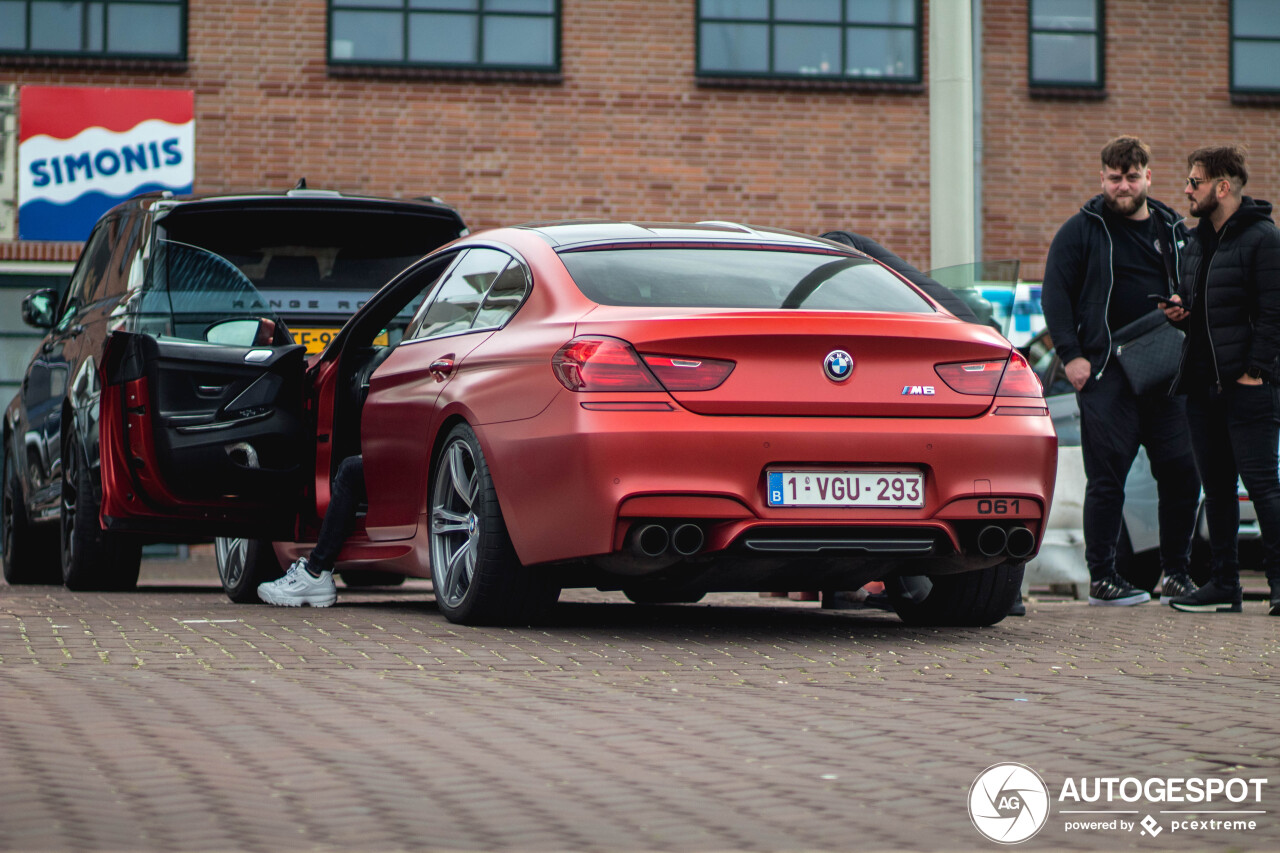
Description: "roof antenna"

(294, 177), (307, 190)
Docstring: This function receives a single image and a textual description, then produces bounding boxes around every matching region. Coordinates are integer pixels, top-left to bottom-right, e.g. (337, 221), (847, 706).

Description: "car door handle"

(429, 356), (455, 381)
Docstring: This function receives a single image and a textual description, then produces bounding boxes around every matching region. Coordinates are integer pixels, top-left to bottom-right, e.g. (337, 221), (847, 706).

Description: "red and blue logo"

(18, 86), (194, 241)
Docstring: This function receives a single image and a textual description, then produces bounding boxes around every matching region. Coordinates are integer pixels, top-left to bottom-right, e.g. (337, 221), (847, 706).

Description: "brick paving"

(1, 555), (1278, 852)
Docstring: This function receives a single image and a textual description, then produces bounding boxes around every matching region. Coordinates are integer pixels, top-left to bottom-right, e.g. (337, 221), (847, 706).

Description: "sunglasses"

(1185, 176), (1221, 190)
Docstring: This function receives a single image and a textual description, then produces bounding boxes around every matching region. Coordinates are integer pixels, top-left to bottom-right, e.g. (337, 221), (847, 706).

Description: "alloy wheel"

(430, 437), (481, 609)
(216, 537), (249, 589)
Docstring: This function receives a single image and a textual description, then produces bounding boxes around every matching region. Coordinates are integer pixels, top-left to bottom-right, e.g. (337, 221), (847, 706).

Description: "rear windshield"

(135, 205), (464, 346)
(559, 247), (935, 313)
(156, 206), (462, 309)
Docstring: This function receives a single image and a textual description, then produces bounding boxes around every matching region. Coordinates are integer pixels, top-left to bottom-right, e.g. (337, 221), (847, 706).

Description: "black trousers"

(1077, 368), (1201, 581)
(309, 455), (366, 573)
(1186, 383), (1280, 586)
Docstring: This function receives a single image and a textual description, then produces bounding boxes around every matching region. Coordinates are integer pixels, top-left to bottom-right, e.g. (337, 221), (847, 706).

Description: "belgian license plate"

(767, 470), (924, 507)
(293, 327), (388, 354)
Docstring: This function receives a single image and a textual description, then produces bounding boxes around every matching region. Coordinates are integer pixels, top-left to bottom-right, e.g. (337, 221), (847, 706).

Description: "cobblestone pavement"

(1, 555), (1278, 853)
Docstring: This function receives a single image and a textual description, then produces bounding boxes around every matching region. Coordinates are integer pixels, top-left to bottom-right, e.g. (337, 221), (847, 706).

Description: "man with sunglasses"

(1161, 145), (1280, 615)
(1042, 136), (1202, 606)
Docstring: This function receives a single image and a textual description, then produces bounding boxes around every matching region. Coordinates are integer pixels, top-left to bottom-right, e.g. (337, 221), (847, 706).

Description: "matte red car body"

(98, 222), (1057, 600)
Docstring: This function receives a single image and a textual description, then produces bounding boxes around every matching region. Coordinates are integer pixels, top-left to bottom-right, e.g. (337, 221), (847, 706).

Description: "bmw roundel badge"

(823, 349), (854, 382)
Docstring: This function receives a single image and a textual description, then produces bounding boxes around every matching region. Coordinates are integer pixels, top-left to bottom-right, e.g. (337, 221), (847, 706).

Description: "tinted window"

(135, 240), (279, 342)
(474, 259), (529, 328)
(156, 205), (463, 325)
(406, 248), (513, 340)
(60, 220), (115, 325)
(560, 248), (934, 313)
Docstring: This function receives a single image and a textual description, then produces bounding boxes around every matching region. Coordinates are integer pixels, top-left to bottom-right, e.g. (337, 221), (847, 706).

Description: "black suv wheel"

(61, 441), (141, 591)
(2, 452), (61, 584)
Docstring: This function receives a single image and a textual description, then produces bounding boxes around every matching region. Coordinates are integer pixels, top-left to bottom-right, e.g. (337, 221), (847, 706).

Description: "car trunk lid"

(574, 309), (1014, 418)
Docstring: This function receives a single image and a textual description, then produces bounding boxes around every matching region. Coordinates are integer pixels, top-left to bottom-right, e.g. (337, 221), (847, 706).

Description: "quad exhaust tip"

(976, 524), (1035, 559)
(629, 522), (705, 558)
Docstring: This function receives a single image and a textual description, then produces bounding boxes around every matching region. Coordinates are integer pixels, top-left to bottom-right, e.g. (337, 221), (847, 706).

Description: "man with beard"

(1161, 146), (1280, 615)
(1041, 136), (1202, 606)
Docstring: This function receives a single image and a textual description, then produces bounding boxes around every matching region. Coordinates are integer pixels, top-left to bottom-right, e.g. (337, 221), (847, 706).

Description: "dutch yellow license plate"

(292, 327), (388, 354)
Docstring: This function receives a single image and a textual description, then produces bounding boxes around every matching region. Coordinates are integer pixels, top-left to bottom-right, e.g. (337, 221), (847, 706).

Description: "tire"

(340, 569), (406, 588)
(215, 537), (284, 603)
(61, 441), (141, 591)
(2, 453), (61, 584)
(623, 586), (706, 605)
(429, 423), (560, 625)
(887, 560), (1024, 627)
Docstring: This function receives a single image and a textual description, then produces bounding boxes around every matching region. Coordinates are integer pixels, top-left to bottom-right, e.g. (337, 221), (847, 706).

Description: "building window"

(329, 0), (559, 70)
(696, 0), (921, 83)
(1232, 0), (1280, 93)
(1028, 0), (1103, 88)
(0, 0), (185, 59)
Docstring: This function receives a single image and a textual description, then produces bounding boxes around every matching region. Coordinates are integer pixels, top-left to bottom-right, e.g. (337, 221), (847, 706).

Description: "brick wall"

(1, 0), (936, 264)
(983, 0), (1280, 281)
(3, 0), (1278, 279)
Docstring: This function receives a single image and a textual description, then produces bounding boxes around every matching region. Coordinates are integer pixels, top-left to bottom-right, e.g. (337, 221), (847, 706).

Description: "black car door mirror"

(21, 288), (59, 330)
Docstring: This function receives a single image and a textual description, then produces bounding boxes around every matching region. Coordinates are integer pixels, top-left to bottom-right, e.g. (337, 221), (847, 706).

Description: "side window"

(406, 248), (512, 341)
(95, 210), (146, 302)
(474, 259), (530, 329)
(59, 219), (116, 326)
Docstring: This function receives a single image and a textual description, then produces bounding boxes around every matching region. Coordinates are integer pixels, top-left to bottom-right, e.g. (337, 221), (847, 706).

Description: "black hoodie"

(1172, 196), (1280, 389)
(1041, 195), (1189, 382)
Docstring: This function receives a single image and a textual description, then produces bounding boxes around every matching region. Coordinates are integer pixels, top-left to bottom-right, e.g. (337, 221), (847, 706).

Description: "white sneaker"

(257, 557), (336, 607)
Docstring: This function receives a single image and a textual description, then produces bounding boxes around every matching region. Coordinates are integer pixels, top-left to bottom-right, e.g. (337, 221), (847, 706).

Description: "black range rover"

(2, 186), (467, 592)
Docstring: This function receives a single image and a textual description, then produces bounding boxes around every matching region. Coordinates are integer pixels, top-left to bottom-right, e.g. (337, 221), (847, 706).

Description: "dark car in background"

(2, 186), (467, 591)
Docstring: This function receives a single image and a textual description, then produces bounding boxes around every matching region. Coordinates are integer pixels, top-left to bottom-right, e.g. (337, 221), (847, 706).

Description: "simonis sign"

(18, 86), (193, 241)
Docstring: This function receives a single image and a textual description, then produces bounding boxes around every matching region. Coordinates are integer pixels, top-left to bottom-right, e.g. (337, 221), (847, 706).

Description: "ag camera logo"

(969, 762), (1050, 844)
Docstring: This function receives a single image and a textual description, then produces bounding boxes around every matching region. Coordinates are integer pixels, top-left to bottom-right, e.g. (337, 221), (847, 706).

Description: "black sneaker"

(1159, 572), (1199, 603)
(1007, 590), (1027, 617)
(1269, 587), (1279, 617)
(1088, 574), (1151, 606)
(1169, 579), (1243, 613)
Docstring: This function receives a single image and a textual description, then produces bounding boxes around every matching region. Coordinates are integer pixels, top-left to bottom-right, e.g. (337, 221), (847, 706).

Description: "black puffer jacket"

(1173, 197), (1280, 389)
(1041, 195), (1189, 380)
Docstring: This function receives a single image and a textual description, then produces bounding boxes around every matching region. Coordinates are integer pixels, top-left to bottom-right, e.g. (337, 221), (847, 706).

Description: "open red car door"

(98, 330), (308, 540)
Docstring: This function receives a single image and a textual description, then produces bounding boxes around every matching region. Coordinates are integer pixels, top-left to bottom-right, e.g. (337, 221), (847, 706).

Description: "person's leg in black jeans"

(1227, 384), (1280, 590)
(1175, 386), (1247, 612)
(1185, 387), (1242, 585)
(1078, 369), (1143, 581)
(257, 456), (365, 608)
(308, 455), (366, 574)
(1137, 393), (1201, 583)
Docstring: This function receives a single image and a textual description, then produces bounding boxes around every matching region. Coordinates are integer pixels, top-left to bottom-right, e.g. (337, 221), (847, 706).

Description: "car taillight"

(553, 337), (663, 391)
(552, 337), (736, 393)
(935, 351), (1044, 398)
(640, 354), (735, 391)
(935, 360), (1004, 395)
(994, 350), (1044, 397)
